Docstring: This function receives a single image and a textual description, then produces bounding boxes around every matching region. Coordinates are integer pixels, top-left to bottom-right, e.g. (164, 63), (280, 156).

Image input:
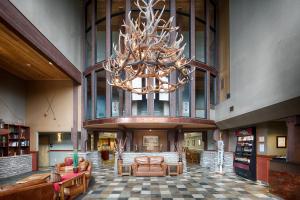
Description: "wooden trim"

(0, 0), (81, 84)
(48, 150), (73, 152)
(84, 116), (216, 127)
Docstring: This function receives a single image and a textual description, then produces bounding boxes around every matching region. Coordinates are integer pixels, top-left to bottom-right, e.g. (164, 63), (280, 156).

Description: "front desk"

(269, 159), (300, 199)
(0, 154), (32, 179)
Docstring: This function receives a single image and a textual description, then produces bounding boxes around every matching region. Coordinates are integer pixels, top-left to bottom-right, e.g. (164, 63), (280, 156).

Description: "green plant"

(73, 149), (78, 168)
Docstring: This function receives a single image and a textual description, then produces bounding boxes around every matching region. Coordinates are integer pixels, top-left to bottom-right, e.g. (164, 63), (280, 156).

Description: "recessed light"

(49, 62), (53, 65)
(26, 64), (31, 67)
(149, 129), (152, 132)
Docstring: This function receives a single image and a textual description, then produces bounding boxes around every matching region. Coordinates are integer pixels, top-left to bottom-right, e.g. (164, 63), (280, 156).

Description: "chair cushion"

(149, 156), (164, 164)
(64, 166), (73, 172)
(65, 157), (73, 166)
(79, 160), (89, 172)
(150, 165), (163, 172)
(135, 156), (149, 164)
(137, 166), (149, 172)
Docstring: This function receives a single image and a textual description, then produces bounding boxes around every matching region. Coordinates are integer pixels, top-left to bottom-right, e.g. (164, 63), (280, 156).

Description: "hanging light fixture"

(104, 0), (192, 94)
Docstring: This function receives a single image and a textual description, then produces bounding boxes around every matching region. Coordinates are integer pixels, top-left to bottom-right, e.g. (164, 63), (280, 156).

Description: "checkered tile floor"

(80, 164), (281, 200)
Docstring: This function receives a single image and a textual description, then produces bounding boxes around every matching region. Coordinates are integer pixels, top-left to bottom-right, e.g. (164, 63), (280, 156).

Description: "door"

(38, 135), (49, 167)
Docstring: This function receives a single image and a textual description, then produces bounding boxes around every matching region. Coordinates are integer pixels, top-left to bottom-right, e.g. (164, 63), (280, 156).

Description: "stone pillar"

(80, 128), (88, 152)
(286, 116), (300, 164)
(125, 131), (133, 152)
(177, 127), (184, 146)
(167, 130), (175, 151)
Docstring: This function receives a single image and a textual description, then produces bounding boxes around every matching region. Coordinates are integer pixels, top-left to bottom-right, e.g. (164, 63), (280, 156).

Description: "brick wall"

(0, 155), (32, 178)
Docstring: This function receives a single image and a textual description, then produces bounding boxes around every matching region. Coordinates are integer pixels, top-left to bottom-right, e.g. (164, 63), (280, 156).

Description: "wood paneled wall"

(132, 130), (168, 152)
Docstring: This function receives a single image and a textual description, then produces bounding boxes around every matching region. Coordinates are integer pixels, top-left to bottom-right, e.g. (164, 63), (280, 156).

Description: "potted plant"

(73, 149), (79, 173)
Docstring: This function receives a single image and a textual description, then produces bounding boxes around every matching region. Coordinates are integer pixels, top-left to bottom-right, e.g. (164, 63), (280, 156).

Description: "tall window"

(154, 78), (170, 116)
(195, 0), (205, 62)
(85, 75), (92, 119)
(195, 70), (206, 118)
(111, 0), (125, 56)
(132, 78), (148, 116)
(177, 70), (191, 117)
(85, 2), (92, 67)
(176, 0), (190, 58)
(96, 0), (106, 62)
(96, 70), (106, 118)
(209, 1), (216, 66)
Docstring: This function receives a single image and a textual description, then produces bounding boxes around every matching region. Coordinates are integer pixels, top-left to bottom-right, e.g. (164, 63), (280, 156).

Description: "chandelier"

(104, 0), (192, 94)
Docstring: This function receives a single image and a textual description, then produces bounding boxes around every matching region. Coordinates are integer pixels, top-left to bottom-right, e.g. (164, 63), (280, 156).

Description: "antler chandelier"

(104, 0), (192, 94)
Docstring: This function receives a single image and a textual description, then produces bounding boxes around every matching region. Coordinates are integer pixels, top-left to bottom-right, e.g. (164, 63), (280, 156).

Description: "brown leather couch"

(55, 157), (92, 188)
(0, 179), (54, 200)
(132, 156), (167, 176)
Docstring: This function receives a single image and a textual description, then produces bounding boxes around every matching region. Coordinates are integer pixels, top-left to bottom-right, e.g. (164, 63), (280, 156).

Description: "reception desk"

(269, 159), (300, 199)
(0, 154), (32, 179)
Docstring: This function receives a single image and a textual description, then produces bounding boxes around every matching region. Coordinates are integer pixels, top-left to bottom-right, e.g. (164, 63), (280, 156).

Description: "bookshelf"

(0, 124), (30, 157)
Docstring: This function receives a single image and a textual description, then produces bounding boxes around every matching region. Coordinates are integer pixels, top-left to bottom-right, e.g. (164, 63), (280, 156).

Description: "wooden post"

(72, 83), (78, 149)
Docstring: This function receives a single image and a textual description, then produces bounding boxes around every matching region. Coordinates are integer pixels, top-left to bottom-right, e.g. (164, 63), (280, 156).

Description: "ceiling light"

(48, 62), (53, 65)
(26, 64), (31, 67)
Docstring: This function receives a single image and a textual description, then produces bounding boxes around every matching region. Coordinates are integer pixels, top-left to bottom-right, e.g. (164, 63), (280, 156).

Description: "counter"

(0, 154), (32, 179)
(269, 159), (300, 199)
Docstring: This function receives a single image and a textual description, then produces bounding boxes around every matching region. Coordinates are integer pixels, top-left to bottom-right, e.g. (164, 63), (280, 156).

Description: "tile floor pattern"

(81, 165), (281, 200)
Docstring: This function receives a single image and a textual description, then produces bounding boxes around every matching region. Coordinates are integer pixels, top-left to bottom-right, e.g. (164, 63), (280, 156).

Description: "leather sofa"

(55, 157), (92, 188)
(0, 179), (54, 200)
(132, 156), (167, 176)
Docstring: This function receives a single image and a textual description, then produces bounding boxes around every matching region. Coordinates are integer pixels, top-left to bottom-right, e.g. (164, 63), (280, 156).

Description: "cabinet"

(0, 124), (30, 157)
(234, 127), (256, 181)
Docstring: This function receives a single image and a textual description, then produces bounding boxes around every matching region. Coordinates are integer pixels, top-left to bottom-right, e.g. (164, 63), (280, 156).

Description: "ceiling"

(0, 22), (70, 81)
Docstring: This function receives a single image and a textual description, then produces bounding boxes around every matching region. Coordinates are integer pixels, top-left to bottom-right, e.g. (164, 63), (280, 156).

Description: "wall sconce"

(198, 139), (201, 146)
(57, 132), (62, 143)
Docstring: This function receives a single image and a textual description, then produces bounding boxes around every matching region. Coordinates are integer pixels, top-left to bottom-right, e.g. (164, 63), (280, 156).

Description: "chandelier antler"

(104, 0), (192, 94)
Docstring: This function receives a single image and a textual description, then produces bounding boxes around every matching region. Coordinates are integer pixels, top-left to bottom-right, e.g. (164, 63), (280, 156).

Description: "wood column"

(124, 0), (132, 116)
(286, 116), (300, 164)
(81, 128), (87, 152)
(71, 82), (79, 149)
(169, 0), (176, 117)
(206, 71), (211, 119)
(125, 130), (133, 152)
(190, 0), (196, 118)
(105, 0), (111, 117)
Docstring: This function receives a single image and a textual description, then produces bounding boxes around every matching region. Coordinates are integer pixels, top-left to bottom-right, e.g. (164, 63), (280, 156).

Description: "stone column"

(80, 128), (88, 152)
(286, 116), (300, 164)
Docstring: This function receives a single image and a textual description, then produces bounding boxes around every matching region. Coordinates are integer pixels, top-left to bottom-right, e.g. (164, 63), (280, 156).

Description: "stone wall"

(200, 151), (233, 173)
(115, 152), (187, 175)
(0, 155), (32, 178)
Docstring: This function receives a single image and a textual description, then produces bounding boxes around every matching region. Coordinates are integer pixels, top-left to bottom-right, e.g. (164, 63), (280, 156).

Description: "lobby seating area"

(0, 157), (92, 200)
(131, 156), (168, 177)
